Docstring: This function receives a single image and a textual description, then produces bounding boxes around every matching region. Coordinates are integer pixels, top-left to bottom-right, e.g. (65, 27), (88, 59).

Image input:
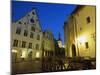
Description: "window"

(85, 42), (89, 49)
(28, 43), (32, 49)
(13, 39), (18, 47)
(30, 18), (34, 23)
(28, 14), (30, 16)
(31, 26), (35, 31)
(86, 16), (91, 23)
(24, 22), (26, 25)
(37, 34), (40, 40)
(36, 44), (39, 50)
(24, 30), (28, 37)
(19, 21), (22, 24)
(30, 32), (34, 38)
(80, 27), (82, 31)
(16, 27), (21, 35)
(32, 11), (35, 15)
(22, 41), (26, 48)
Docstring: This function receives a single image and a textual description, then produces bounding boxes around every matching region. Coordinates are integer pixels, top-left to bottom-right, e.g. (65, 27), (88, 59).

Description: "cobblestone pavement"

(12, 60), (42, 74)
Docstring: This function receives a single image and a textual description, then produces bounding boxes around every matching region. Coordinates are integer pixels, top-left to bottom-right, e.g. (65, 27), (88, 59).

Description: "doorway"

(72, 44), (76, 57)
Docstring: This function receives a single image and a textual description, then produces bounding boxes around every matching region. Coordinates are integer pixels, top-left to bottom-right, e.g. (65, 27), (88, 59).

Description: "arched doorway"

(72, 44), (76, 57)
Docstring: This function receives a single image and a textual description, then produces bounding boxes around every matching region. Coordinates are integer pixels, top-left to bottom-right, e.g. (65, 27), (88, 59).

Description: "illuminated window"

(28, 43), (32, 49)
(30, 32), (34, 38)
(85, 42), (89, 49)
(13, 39), (18, 47)
(36, 52), (40, 58)
(22, 41), (26, 48)
(24, 30), (28, 37)
(86, 16), (91, 23)
(16, 27), (21, 35)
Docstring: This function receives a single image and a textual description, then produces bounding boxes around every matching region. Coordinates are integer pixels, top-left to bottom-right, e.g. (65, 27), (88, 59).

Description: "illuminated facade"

(42, 30), (55, 57)
(12, 9), (43, 62)
(64, 6), (96, 59)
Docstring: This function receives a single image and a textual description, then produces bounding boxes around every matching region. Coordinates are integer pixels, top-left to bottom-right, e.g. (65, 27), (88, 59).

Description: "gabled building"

(12, 9), (43, 62)
(42, 30), (55, 58)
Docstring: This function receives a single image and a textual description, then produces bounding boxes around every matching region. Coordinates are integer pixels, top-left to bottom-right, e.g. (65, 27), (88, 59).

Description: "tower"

(57, 32), (62, 48)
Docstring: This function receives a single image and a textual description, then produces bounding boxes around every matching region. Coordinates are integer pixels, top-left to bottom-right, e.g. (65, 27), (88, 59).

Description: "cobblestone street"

(12, 60), (42, 74)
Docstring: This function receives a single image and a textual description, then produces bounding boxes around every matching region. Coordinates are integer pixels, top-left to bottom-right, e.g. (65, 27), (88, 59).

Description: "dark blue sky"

(12, 1), (77, 45)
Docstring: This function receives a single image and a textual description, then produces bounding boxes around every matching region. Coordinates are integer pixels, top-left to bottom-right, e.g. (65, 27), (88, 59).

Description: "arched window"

(36, 44), (39, 50)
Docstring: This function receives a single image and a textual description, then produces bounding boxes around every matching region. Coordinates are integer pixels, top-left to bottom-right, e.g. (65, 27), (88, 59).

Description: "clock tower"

(57, 32), (62, 48)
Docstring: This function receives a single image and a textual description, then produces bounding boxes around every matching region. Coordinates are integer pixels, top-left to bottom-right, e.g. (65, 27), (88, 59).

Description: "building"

(42, 30), (55, 58)
(11, 8), (43, 62)
(64, 5), (96, 59)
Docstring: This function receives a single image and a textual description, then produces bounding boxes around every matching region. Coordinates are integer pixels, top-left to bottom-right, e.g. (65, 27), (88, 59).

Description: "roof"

(71, 5), (85, 15)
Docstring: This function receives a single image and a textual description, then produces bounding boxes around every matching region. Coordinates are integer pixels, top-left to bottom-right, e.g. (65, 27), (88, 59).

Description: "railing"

(42, 57), (96, 72)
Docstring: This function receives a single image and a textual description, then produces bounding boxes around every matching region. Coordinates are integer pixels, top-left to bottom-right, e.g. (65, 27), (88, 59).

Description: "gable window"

(19, 21), (22, 24)
(86, 16), (91, 23)
(13, 39), (18, 47)
(30, 32), (34, 38)
(22, 41), (26, 48)
(32, 11), (35, 15)
(24, 30), (28, 37)
(16, 27), (21, 35)
(28, 43), (32, 49)
(30, 18), (34, 23)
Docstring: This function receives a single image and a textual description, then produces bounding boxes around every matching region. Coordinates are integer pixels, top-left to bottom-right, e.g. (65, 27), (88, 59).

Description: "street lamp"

(77, 35), (87, 44)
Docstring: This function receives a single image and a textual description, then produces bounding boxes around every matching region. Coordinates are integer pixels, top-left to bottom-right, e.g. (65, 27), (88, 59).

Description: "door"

(72, 44), (76, 57)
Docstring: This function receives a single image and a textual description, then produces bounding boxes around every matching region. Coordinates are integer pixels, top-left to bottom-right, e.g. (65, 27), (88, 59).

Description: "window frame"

(13, 39), (18, 47)
(22, 41), (26, 48)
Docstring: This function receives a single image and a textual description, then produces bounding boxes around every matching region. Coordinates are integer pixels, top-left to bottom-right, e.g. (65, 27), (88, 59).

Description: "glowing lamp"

(12, 49), (17, 53)
(77, 36), (86, 43)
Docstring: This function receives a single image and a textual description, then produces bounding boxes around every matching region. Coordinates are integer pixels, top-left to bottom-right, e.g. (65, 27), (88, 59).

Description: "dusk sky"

(12, 1), (77, 45)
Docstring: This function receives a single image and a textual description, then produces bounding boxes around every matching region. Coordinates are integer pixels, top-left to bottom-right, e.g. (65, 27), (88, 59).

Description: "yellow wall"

(64, 6), (96, 59)
(74, 6), (96, 59)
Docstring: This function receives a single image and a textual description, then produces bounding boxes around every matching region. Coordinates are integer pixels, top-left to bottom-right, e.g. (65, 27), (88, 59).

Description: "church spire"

(58, 32), (61, 41)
